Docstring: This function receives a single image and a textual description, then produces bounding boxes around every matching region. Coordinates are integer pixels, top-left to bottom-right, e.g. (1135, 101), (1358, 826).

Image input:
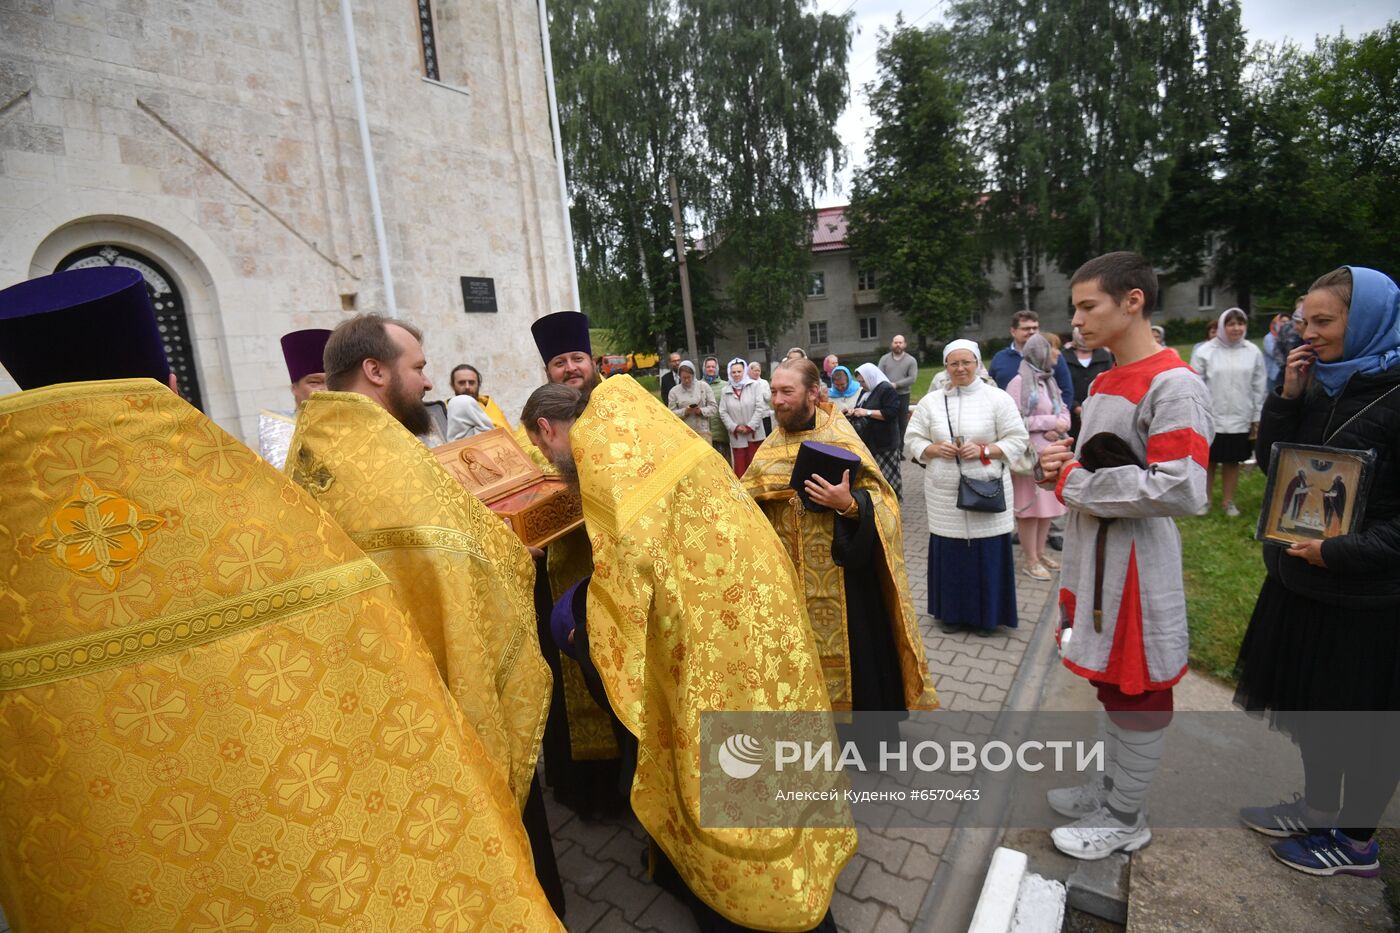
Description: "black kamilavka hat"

(0, 267), (170, 390)
(790, 440), (863, 512)
(531, 311), (591, 366)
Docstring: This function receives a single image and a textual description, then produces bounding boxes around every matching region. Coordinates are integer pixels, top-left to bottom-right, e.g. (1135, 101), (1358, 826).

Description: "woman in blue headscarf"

(1235, 266), (1400, 879)
(827, 365), (860, 413)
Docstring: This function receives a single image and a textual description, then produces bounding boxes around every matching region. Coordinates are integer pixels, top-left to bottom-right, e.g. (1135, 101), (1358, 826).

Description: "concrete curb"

(967, 847), (1027, 933)
(913, 583), (1063, 931)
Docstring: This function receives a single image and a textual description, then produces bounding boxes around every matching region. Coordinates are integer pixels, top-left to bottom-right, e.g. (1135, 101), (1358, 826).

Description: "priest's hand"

(805, 469), (854, 513)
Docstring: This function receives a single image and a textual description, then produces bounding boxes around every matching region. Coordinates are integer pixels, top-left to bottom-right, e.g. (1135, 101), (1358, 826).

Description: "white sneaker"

(1046, 778), (1108, 819)
(1051, 805), (1152, 861)
(1224, 502), (1241, 517)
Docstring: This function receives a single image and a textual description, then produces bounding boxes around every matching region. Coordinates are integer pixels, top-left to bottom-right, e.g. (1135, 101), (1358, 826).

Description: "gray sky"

(816, 0), (1396, 207)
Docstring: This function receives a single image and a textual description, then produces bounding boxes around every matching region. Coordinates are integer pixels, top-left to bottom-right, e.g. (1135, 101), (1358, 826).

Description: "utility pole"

(669, 174), (698, 363)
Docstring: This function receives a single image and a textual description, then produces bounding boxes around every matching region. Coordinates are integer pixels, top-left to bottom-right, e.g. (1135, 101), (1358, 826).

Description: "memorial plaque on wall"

(460, 276), (498, 313)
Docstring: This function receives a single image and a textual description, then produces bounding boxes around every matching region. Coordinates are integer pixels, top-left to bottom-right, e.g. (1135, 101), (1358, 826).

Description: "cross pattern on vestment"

(307, 851), (370, 912)
(111, 682), (188, 744)
(150, 793), (220, 854)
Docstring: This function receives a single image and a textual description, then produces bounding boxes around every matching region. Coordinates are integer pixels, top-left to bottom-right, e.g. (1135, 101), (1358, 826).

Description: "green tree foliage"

(549, 0), (713, 354)
(846, 22), (987, 341)
(1201, 23), (1398, 308)
(549, 0), (851, 354)
(949, 0), (1243, 293)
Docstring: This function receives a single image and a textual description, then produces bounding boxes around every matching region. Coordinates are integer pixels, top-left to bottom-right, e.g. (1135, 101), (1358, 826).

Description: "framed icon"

(1256, 443), (1376, 546)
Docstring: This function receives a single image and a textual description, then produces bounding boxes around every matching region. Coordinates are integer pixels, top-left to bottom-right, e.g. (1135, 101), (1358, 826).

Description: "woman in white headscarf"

(850, 362), (905, 500)
(1190, 307), (1267, 516)
(747, 360), (773, 434)
(1006, 334), (1070, 581)
(667, 359), (716, 437)
(905, 339), (1028, 635)
(718, 357), (767, 475)
(446, 393), (495, 441)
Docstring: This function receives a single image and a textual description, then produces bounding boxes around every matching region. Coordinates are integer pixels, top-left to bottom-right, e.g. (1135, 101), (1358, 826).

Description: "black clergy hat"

(531, 311), (591, 366)
(0, 267), (170, 390)
(280, 328), (332, 383)
(789, 441), (863, 512)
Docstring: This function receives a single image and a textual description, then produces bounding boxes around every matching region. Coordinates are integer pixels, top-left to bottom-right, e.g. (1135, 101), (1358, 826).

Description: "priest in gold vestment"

(284, 313), (563, 915)
(742, 359), (939, 714)
(0, 269), (560, 931)
(522, 377), (857, 932)
(519, 311), (625, 819)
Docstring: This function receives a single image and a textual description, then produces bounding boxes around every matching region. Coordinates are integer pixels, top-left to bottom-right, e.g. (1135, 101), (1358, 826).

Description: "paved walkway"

(541, 458), (1061, 931)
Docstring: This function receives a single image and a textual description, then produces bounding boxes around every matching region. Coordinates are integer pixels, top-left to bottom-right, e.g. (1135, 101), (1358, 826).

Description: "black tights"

(1299, 715), (1400, 842)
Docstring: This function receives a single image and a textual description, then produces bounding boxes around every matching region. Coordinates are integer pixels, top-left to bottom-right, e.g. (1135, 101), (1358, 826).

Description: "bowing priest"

(258, 327), (331, 469)
(741, 358), (939, 715)
(282, 312), (563, 916)
(0, 270), (560, 931)
(522, 377), (856, 932)
(515, 311), (626, 818)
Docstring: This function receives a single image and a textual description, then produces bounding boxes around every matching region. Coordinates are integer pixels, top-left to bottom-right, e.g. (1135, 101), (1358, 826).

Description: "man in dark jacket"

(659, 351), (682, 403)
(1065, 327), (1115, 440)
(989, 311), (1075, 409)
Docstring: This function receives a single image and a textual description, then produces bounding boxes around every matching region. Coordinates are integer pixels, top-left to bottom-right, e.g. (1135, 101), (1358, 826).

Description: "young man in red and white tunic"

(1037, 251), (1213, 860)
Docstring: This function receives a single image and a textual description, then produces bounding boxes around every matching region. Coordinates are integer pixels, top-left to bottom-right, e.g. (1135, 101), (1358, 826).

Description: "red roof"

(811, 206), (849, 252)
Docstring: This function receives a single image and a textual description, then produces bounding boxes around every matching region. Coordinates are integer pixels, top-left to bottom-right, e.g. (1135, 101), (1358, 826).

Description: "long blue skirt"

(928, 533), (1018, 630)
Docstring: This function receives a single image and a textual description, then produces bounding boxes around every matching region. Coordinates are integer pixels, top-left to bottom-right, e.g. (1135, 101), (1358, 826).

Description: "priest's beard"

(386, 370), (432, 436)
(775, 398), (816, 434)
(552, 451), (580, 490)
(569, 370), (603, 403)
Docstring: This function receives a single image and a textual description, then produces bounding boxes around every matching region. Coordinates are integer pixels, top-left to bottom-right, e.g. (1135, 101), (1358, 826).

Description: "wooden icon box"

(432, 427), (584, 548)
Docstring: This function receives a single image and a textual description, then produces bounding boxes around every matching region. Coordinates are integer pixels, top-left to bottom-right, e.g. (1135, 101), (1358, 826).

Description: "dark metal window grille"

(418, 0), (439, 81)
(58, 245), (206, 412)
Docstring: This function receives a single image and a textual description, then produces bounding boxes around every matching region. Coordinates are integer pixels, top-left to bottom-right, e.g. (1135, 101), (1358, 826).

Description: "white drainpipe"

(341, 0), (398, 317)
(537, 0), (581, 313)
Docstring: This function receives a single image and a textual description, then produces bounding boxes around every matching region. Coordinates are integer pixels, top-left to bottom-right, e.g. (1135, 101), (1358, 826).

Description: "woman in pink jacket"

(1008, 334), (1071, 580)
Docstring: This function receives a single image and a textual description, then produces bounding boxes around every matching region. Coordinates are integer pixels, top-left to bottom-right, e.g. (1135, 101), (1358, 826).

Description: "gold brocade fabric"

(741, 404), (939, 712)
(285, 392), (551, 808)
(0, 379), (560, 932)
(512, 425), (619, 761)
(574, 376), (857, 931)
(481, 395), (512, 432)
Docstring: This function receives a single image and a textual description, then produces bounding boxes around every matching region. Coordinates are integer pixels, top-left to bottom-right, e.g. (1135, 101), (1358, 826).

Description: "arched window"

(58, 245), (205, 411)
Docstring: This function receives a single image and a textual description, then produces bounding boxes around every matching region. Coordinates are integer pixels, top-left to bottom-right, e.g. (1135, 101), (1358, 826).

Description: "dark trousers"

(1299, 715), (1400, 841)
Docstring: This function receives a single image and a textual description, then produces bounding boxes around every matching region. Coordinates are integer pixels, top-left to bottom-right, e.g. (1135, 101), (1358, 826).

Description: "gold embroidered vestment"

(741, 404), (939, 712)
(0, 379), (559, 931)
(286, 391), (551, 808)
(574, 376), (856, 930)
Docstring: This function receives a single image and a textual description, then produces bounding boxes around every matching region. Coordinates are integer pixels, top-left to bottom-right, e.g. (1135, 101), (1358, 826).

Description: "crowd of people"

(0, 248), (1397, 930)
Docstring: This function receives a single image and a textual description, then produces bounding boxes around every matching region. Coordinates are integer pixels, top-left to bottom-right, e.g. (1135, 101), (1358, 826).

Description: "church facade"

(0, 0), (576, 441)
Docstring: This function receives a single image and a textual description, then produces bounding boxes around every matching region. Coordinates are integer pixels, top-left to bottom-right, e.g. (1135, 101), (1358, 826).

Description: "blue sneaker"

(1240, 794), (1335, 838)
(1271, 830), (1380, 878)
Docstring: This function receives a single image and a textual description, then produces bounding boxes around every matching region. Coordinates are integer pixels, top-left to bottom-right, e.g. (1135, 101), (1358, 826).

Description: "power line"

(851, 0), (950, 72)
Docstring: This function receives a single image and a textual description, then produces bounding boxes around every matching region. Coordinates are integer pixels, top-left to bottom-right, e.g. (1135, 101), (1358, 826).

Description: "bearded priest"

(741, 358), (939, 715)
(283, 313), (563, 917)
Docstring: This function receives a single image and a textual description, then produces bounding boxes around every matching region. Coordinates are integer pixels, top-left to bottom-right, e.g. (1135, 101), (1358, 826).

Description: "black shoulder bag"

(945, 393), (1006, 513)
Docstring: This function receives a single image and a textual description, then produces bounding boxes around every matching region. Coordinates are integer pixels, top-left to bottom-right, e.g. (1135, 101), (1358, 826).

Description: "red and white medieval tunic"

(1055, 349), (1213, 694)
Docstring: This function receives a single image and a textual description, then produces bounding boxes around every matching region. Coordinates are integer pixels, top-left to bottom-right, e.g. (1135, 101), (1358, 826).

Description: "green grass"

(1178, 467), (1268, 683)
(910, 365), (944, 402)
